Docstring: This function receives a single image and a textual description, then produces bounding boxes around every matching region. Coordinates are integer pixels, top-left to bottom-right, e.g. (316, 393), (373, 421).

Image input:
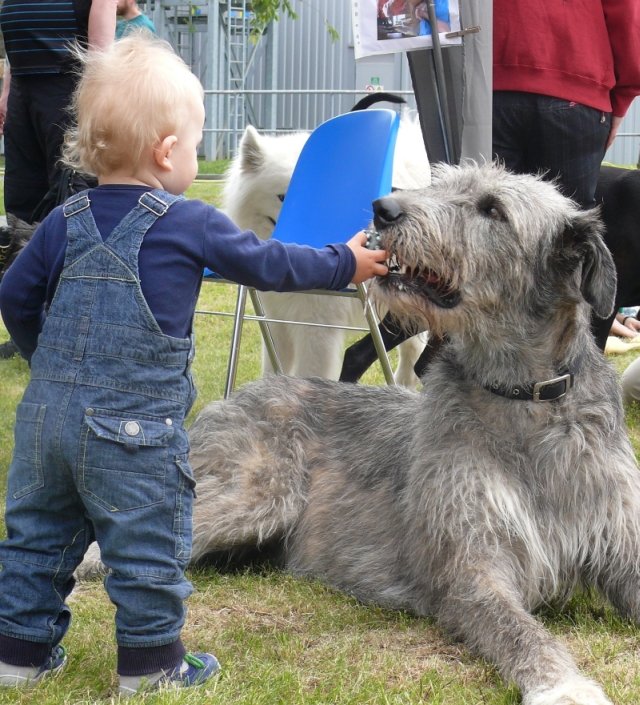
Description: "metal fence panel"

(142, 1), (415, 158)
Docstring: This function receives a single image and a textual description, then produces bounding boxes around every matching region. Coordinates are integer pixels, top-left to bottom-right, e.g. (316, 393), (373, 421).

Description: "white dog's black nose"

(373, 197), (404, 224)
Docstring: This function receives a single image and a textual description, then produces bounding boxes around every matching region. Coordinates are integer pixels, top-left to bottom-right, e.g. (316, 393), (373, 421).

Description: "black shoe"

(0, 340), (19, 359)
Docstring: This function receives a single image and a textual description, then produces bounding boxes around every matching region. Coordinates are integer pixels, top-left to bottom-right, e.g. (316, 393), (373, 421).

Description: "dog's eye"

(277, 193), (285, 203)
(478, 198), (504, 221)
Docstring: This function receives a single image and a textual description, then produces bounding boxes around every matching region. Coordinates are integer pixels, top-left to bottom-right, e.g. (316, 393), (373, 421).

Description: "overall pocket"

(79, 410), (174, 512)
(10, 402), (46, 499)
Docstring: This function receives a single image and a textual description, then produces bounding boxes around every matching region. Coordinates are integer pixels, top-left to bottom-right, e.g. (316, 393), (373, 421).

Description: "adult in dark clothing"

(0, 0), (117, 357)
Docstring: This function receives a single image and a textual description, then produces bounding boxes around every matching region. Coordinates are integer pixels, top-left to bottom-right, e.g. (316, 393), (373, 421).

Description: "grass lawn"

(0, 178), (639, 703)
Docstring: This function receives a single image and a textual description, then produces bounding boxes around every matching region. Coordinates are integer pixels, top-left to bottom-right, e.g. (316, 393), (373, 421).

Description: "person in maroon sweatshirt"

(492, 1), (640, 348)
(492, 0), (640, 209)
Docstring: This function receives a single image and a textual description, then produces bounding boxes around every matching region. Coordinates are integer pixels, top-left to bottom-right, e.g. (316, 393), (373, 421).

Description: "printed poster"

(352, 0), (462, 59)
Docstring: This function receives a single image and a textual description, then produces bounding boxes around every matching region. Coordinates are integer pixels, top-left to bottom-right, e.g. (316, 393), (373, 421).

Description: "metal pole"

(204, 0), (219, 161)
(426, 1), (455, 163)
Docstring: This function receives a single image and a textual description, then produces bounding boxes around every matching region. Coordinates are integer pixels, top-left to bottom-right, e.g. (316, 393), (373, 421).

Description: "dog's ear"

(566, 208), (617, 319)
(239, 126), (264, 173)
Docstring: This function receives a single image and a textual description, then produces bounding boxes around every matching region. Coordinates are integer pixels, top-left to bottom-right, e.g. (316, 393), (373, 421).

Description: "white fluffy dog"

(222, 108), (431, 384)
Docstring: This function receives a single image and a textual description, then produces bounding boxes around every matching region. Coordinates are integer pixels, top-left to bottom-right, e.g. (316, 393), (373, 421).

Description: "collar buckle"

(532, 373), (572, 402)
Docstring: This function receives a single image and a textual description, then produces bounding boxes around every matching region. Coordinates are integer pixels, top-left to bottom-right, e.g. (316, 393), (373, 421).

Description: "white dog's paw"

(524, 678), (612, 705)
(74, 541), (107, 581)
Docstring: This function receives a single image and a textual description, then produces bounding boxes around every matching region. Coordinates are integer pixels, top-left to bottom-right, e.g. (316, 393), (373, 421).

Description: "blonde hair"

(63, 34), (204, 176)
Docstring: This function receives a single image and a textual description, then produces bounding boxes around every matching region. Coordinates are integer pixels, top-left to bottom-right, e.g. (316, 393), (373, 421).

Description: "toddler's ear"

(154, 135), (178, 171)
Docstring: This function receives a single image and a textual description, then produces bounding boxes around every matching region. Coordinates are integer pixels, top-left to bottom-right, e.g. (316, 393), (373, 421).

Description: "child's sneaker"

(0, 645), (67, 687)
(118, 652), (220, 696)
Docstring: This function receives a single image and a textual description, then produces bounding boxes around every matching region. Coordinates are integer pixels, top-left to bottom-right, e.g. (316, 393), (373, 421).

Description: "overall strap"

(62, 192), (92, 218)
(103, 190), (184, 275)
(62, 191), (102, 262)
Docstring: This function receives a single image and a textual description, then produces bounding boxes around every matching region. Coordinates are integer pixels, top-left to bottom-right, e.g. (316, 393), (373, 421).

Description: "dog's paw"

(74, 541), (107, 581)
(524, 678), (612, 705)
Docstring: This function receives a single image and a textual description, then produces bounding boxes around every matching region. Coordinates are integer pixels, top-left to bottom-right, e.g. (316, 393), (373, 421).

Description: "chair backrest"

(271, 109), (400, 247)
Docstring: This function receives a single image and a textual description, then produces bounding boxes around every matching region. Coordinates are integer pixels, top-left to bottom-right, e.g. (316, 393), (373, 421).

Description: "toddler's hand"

(347, 231), (388, 284)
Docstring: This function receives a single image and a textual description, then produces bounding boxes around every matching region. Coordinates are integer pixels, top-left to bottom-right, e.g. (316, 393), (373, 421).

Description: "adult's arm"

(0, 61), (9, 136)
(87, 0), (118, 50)
(603, 0), (640, 117)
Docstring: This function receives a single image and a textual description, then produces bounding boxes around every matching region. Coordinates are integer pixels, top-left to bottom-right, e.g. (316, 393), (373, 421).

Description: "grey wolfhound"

(79, 164), (638, 704)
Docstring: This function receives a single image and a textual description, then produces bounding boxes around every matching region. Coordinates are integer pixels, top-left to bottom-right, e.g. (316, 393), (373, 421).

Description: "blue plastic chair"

(203, 108), (400, 397)
(272, 108), (398, 245)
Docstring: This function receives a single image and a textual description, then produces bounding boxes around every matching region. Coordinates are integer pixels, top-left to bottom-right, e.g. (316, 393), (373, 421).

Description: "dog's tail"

(351, 92), (406, 111)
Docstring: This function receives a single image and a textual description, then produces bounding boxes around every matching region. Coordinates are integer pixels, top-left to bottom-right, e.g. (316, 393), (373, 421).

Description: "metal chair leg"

(222, 283), (394, 396)
(224, 285), (248, 399)
(249, 288), (283, 375)
(357, 282), (396, 385)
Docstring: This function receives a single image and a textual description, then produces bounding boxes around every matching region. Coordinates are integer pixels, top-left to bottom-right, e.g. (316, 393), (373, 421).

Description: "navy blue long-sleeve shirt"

(0, 185), (356, 360)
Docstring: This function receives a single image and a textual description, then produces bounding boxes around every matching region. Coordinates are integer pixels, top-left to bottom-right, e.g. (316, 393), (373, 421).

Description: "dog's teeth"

(387, 254), (401, 273)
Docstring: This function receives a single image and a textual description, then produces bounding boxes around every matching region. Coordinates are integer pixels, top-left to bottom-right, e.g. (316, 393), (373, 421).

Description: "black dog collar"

(486, 371), (574, 402)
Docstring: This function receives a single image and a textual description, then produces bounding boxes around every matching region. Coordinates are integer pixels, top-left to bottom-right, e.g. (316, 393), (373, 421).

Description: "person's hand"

(622, 314), (640, 334)
(0, 98), (6, 136)
(605, 115), (623, 151)
(612, 314), (640, 339)
(0, 63), (10, 136)
(346, 230), (388, 284)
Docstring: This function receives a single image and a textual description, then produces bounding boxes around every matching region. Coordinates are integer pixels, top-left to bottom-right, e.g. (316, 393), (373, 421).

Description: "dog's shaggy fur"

(221, 109), (430, 384)
(186, 164), (639, 704)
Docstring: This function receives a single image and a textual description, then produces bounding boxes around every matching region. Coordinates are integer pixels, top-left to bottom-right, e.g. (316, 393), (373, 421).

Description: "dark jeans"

(492, 91), (611, 208)
(493, 91), (616, 348)
(3, 73), (77, 223)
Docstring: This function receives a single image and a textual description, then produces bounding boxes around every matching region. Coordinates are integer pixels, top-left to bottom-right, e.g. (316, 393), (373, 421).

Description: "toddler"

(0, 35), (387, 695)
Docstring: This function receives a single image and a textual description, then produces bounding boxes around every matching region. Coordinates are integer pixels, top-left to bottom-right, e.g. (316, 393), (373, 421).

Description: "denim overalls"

(0, 190), (197, 655)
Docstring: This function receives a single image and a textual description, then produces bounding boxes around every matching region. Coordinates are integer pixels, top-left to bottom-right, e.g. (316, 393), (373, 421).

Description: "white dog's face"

(222, 126), (309, 240)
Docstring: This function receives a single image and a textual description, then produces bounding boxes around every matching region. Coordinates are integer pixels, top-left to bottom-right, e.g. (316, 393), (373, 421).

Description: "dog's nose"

(373, 196), (404, 224)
